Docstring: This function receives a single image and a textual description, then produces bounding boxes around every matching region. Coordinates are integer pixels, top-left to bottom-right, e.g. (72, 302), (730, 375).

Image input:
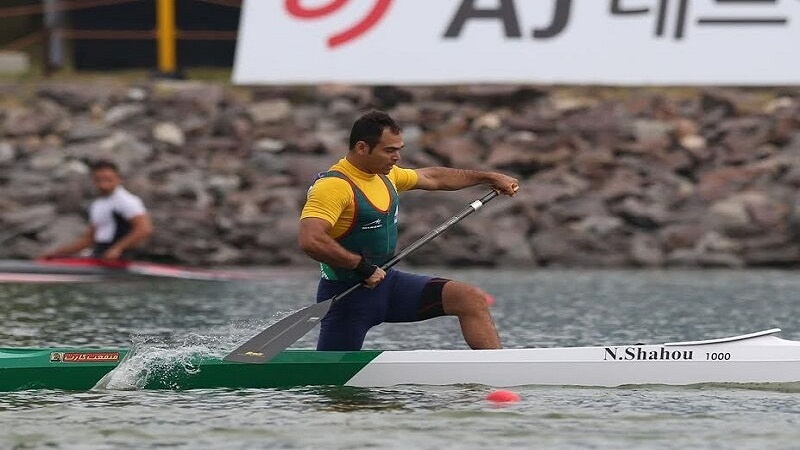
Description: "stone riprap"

(1, 81), (798, 267)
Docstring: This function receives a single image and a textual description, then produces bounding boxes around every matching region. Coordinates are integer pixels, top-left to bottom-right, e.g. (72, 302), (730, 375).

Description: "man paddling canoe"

(299, 111), (519, 351)
(42, 160), (153, 260)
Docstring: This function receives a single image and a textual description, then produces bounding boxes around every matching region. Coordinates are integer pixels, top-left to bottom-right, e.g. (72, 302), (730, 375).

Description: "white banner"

(233, 0), (800, 86)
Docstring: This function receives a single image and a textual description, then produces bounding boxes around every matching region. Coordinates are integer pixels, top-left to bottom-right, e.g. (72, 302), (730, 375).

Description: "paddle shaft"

(328, 189), (499, 306)
(223, 190), (500, 363)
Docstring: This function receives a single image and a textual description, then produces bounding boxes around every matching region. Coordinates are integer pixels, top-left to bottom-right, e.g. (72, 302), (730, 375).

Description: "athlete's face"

(363, 128), (403, 175)
(92, 168), (121, 196)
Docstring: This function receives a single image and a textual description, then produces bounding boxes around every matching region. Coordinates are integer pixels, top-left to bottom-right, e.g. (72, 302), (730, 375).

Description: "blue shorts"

(316, 269), (449, 351)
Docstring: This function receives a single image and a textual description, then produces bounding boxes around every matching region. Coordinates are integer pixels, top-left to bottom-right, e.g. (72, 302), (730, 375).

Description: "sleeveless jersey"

(317, 171), (399, 281)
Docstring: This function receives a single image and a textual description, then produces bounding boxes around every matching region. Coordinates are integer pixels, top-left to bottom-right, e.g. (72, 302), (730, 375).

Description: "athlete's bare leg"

(441, 281), (501, 349)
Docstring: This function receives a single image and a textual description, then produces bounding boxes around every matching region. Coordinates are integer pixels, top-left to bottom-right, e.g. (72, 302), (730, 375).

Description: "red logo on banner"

(285, 0), (393, 49)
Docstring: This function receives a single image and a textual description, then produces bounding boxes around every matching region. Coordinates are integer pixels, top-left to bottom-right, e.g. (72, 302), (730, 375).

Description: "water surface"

(2, 268), (800, 449)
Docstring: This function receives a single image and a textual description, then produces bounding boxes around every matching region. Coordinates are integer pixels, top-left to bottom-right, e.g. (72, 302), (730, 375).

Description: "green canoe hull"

(0, 348), (382, 392)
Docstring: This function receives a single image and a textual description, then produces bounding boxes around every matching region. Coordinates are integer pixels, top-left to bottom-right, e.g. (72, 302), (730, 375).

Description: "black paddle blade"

(223, 299), (333, 364)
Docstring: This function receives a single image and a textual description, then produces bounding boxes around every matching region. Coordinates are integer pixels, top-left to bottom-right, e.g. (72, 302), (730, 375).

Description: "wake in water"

(93, 312), (295, 390)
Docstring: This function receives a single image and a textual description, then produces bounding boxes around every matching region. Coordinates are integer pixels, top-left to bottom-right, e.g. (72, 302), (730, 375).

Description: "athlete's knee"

(442, 281), (490, 316)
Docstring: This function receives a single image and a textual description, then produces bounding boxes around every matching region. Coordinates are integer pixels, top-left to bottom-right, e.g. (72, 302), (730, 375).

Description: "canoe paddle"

(223, 190), (501, 364)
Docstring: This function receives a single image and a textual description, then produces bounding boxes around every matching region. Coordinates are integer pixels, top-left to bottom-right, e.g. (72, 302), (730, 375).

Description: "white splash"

(93, 315), (293, 391)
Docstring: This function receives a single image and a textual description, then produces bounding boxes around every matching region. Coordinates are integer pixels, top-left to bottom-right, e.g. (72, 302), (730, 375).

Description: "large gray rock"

(248, 99), (292, 124)
(37, 82), (126, 110)
(2, 204), (57, 235)
(630, 233), (665, 267)
(0, 141), (16, 165)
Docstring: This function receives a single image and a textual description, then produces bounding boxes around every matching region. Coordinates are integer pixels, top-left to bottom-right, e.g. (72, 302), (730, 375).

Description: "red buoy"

(485, 389), (520, 403)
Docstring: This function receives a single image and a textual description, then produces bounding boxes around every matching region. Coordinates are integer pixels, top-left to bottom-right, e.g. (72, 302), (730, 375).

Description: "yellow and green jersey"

(300, 158), (418, 280)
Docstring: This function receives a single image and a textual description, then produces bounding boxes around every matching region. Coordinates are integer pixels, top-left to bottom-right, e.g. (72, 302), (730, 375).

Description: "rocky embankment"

(1, 80), (799, 268)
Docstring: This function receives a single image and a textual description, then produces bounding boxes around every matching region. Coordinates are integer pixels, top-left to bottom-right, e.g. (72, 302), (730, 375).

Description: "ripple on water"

(3, 269), (800, 449)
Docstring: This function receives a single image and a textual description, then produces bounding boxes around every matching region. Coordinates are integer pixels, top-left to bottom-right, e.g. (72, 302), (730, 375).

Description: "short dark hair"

(90, 159), (120, 174)
(349, 110), (402, 151)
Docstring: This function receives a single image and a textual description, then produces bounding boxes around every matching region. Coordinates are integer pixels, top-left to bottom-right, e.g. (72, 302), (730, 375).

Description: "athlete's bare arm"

(103, 214), (153, 260)
(414, 167), (519, 195)
(41, 227), (94, 259)
(298, 218), (385, 288)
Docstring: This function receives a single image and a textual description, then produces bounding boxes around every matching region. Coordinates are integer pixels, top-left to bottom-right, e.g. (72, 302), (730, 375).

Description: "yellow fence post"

(156, 0), (178, 76)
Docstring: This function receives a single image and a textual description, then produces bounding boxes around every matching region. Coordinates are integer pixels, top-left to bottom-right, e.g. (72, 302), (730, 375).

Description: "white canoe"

(345, 328), (800, 387)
